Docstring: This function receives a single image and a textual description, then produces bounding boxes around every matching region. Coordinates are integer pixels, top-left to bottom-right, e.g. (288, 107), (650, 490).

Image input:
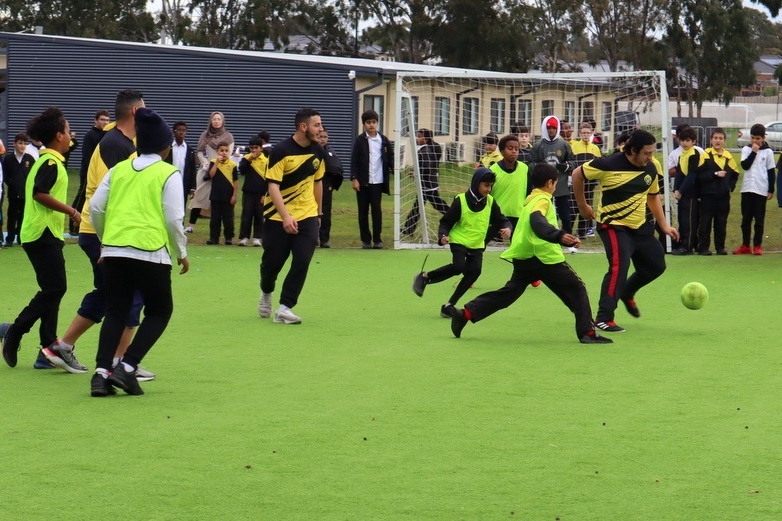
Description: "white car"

(737, 121), (782, 150)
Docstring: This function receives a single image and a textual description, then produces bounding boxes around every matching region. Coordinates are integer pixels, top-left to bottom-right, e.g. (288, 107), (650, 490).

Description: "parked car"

(737, 121), (782, 150)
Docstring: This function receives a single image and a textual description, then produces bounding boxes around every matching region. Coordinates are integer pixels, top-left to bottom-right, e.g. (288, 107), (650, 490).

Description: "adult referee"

(572, 130), (679, 333)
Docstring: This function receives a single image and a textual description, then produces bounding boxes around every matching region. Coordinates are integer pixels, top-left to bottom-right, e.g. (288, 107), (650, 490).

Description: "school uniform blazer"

(350, 132), (393, 195)
(166, 143), (198, 194)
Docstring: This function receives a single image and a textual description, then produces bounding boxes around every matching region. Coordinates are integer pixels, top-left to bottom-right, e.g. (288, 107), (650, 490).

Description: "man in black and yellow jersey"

(56, 90), (150, 376)
(89, 108), (188, 397)
(572, 129), (679, 333)
(258, 108), (325, 325)
(1, 108), (85, 370)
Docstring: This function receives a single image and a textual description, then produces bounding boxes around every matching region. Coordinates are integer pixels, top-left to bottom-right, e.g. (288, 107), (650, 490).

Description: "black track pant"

(260, 217), (319, 309)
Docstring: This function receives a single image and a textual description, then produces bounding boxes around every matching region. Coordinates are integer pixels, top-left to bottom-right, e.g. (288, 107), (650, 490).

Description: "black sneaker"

(580, 331), (614, 344)
(716, 249), (728, 255)
(361, 242), (371, 249)
(108, 363), (145, 395)
(412, 272), (427, 297)
(373, 242), (384, 249)
(595, 320), (626, 333)
(451, 308), (468, 338)
(91, 372), (117, 397)
(698, 250), (712, 256)
(440, 304), (456, 318)
(621, 297), (641, 318)
(1, 322), (20, 368)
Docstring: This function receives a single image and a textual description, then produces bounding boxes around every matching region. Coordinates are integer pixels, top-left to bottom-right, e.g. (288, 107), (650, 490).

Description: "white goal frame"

(392, 70), (672, 250)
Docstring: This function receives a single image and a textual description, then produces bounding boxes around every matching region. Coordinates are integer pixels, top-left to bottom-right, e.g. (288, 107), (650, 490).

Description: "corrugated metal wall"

(2, 36), (357, 174)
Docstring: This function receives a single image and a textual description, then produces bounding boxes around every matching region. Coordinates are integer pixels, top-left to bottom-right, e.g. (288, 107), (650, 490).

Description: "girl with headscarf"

(186, 112), (234, 232)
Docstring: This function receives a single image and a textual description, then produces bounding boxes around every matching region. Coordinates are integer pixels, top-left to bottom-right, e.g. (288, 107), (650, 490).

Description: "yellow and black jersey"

(209, 158), (238, 203)
(582, 153), (659, 229)
(239, 153), (268, 195)
(704, 147), (739, 172)
(570, 139), (602, 167)
(80, 127), (136, 234)
(263, 137), (325, 221)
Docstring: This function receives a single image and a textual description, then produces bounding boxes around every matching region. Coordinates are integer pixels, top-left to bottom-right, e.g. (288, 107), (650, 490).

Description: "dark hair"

(361, 109), (379, 124)
(710, 127), (726, 138)
(624, 129), (656, 155)
(498, 134), (520, 151)
(248, 137), (263, 147)
(675, 123), (691, 136)
(94, 109), (110, 120)
(510, 122), (525, 134)
(677, 127), (697, 142)
(173, 121), (187, 131)
(115, 89), (144, 120)
(529, 163), (558, 188)
(14, 132), (28, 142)
(258, 130), (271, 143)
(484, 132), (499, 145)
(215, 141), (231, 149)
(476, 170), (496, 184)
(295, 108), (321, 129)
(27, 107), (67, 145)
(615, 131), (631, 148)
(418, 128), (433, 141)
(750, 123), (766, 137)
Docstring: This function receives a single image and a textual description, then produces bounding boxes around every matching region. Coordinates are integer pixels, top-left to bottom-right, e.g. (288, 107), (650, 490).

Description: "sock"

(57, 339), (74, 351)
(112, 357), (120, 368)
(95, 368), (110, 378)
(279, 304), (290, 313)
(463, 307), (473, 321)
(122, 361), (135, 373)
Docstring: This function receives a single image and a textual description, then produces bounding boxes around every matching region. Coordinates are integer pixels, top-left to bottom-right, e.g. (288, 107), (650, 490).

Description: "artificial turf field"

(0, 239), (781, 519)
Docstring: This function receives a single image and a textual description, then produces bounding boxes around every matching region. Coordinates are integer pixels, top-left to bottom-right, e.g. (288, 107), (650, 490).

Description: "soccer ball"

(681, 282), (709, 310)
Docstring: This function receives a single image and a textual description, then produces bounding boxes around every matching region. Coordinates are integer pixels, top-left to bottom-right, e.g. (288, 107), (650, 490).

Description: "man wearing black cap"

(88, 108), (189, 397)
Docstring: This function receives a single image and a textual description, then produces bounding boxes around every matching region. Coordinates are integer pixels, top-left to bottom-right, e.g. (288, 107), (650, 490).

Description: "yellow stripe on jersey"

(263, 137), (325, 221)
(583, 154), (659, 229)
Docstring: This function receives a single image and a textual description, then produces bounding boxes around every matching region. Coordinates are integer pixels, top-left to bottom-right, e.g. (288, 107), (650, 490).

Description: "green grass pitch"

(1, 235), (781, 519)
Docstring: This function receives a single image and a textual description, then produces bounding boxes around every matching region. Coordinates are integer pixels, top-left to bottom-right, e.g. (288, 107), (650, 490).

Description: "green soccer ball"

(681, 282), (709, 310)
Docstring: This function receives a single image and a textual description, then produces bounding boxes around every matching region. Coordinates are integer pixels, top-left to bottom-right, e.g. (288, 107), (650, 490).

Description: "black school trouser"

(239, 192), (263, 240)
(401, 189), (450, 236)
(12, 230), (66, 348)
(209, 200), (235, 242)
(96, 257), (173, 371)
(426, 244), (483, 306)
(740, 192), (768, 247)
(319, 176), (337, 245)
(676, 196), (700, 251)
(260, 217), (319, 309)
(356, 183), (384, 244)
(464, 257), (594, 340)
(575, 180), (597, 237)
(554, 194), (574, 235)
(5, 197), (24, 244)
(595, 223), (666, 323)
(698, 194), (730, 252)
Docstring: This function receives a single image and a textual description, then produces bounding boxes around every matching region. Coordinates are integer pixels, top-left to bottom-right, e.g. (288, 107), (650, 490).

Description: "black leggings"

(426, 244), (483, 306)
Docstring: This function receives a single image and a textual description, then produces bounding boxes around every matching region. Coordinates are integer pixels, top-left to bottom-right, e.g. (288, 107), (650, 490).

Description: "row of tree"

(1, 0), (782, 114)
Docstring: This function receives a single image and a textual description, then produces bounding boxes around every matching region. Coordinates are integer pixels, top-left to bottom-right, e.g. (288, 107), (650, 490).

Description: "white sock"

(112, 357), (120, 368)
(279, 305), (290, 313)
(57, 339), (74, 351)
(121, 361), (135, 373)
(95, 368), (109, 378)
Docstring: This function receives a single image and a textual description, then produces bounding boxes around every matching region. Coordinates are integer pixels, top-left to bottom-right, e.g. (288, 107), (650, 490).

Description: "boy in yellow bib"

(450, 164), (611, 345)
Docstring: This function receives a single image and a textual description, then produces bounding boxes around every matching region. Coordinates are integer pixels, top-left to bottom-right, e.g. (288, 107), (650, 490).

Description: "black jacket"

(350, 132), (393, 194)
(323, 144), (344, 191)
(165, 142), (198, 195)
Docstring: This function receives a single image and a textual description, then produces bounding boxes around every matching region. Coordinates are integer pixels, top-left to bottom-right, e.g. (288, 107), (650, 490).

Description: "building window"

(401, 96), (419, 137)
(601, 102), (612, 132)
(490, 98), (506, 133)
(542, 99), (554, 118)
(582, 101), (595, 126)
(463, 97), (479, 135)
(363, 95), (384, 130)
(517, 99), (532, 127)
(564, 101), (576, 126)
(435, 97), (451, 136)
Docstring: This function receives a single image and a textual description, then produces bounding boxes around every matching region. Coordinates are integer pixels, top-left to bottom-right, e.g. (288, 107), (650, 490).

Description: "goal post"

(393, 70), (671, 250)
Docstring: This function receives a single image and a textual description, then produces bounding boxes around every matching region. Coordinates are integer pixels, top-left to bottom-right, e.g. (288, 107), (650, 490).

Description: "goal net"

(393, 70), (670, 250)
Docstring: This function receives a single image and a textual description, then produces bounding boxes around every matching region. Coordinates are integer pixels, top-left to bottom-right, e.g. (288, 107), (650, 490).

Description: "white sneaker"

(258, 292), (272, 318)
(274, 306), (302, 324)
(568, 246), (578, 254)
(135, 366), (156, 382)
(238, 238), (248, 246)
(184, 226), (194, 233)
(252, 238), (262, 247)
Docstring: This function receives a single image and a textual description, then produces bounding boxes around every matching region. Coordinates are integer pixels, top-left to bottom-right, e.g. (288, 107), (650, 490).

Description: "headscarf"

(197, 111), (234, 152)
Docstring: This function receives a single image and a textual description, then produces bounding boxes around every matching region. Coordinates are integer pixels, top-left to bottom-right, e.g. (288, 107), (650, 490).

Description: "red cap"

(545, 119), (558, 128)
